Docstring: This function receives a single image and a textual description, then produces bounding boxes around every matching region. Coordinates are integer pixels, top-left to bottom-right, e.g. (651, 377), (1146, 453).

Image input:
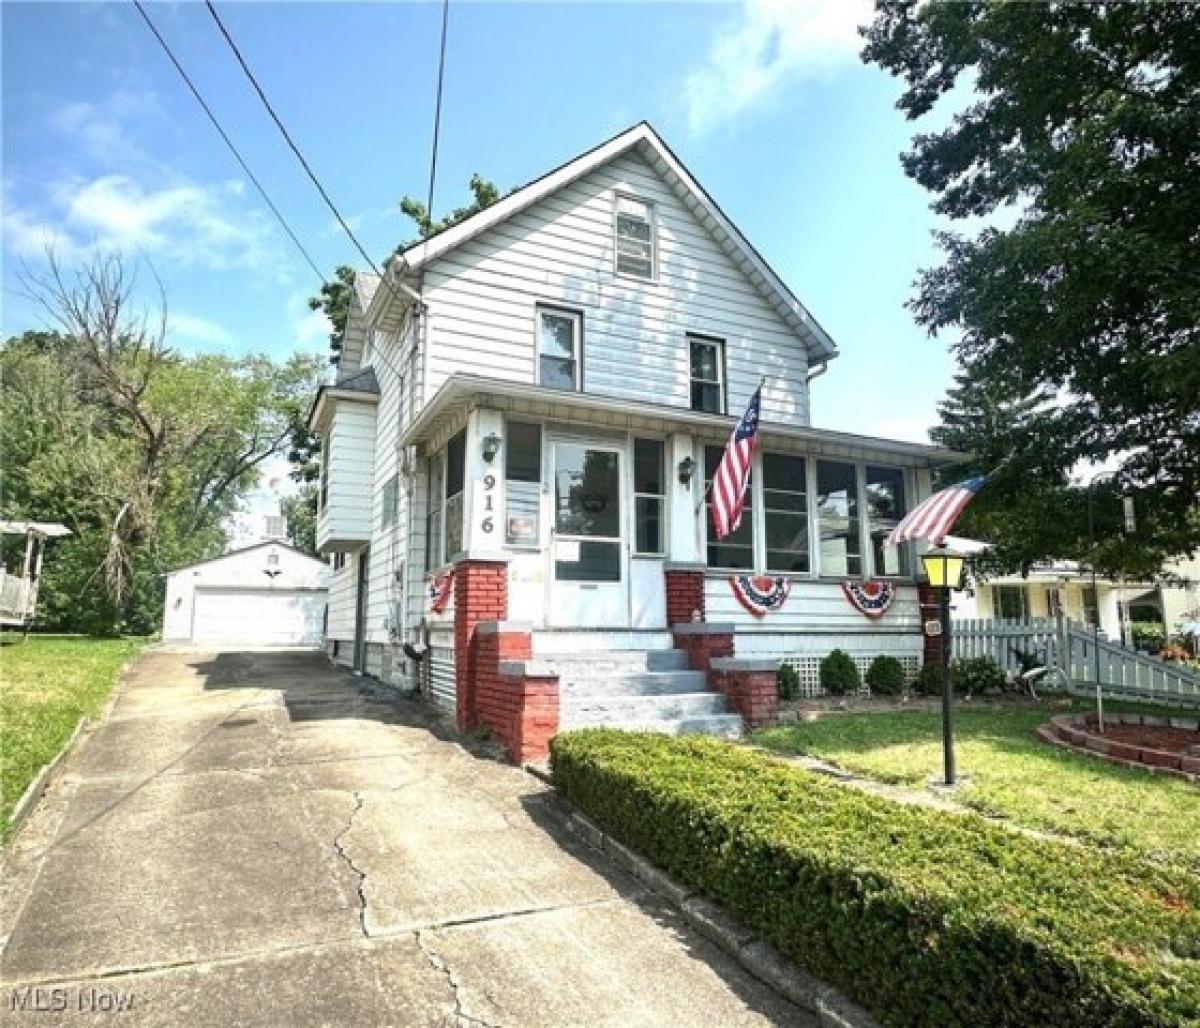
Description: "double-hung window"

(1081, 585), (1100, 629)
(505, 421), (542, 546)
(633, 438), (665, 555)
(689, 336), (725, 414)
(538, 307), (581, 391)
(816, 460), (861, 577)
(763, 454), (809, 573)
(865, 465), (909, 577)
(704, 445), (753, 569)
(444, 431), (466, 560)
(614, 195), (655, 279)
(381, 474), (399, 529)
(994, 585), (1029, 620)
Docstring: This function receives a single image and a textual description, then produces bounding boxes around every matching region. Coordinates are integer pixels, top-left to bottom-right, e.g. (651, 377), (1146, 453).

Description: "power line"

(204, 0), (389, 285)
(131, 0), (326, 286)
(418, 0), (451, 287)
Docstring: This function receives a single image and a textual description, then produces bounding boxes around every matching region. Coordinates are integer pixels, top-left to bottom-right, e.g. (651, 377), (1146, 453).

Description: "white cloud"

(169, 312), (235, 349)
(680, 0), (872, 136)
(48, 90), (163, 167)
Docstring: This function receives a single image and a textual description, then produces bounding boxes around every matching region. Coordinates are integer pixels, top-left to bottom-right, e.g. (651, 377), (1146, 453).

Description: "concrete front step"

(532, 630), (675, 655)
(559, 670), (708, 696)
(538, 649), (690, 674)
(562, 691), (729, 727)
(561, 713), (745, 739)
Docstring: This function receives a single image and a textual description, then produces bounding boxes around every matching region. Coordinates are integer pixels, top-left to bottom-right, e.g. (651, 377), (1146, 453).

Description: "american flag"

(886, 476), (988, 547)
(710, 385), (762, 541)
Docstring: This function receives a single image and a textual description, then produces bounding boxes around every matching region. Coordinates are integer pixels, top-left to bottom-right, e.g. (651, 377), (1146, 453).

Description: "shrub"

(777, 662), (800, 701)
(865, 655), (905, 696)
(912, 661), (943, 695)
(1132, 621), (1166, 650)
(819, 649), (859, 696)
(951, 655), (1006, 695)
(550, 731), (1200, 1028)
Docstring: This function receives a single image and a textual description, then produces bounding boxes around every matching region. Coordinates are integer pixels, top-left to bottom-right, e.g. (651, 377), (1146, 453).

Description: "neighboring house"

(950, 536), (1200, 647)
(163, 536), (331, 648)
(309, 122), (959, 755)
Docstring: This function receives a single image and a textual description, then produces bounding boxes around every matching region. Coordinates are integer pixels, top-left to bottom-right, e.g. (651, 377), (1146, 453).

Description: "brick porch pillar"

(709, 657), (780, 728)
(671, 621), (735, 673)
(453, 558), (508, 732)
(664, 563), (706, 626)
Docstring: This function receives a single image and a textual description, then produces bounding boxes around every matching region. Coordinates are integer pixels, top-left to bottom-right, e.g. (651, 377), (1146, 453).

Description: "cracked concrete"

(1, 648), (813, 1026)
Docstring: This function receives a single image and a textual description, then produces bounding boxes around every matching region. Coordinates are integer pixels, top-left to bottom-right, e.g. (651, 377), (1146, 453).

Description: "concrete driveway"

(1, 649), (810, 1026)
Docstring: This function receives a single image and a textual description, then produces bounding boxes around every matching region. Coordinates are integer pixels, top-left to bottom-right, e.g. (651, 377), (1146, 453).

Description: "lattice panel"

(780, 654), (920, 699)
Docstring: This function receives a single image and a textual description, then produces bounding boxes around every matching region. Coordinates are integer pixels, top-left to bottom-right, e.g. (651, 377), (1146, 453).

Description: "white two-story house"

(310, 123), (959, 758)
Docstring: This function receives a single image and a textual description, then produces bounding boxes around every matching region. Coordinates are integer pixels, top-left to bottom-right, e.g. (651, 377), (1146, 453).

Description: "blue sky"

(2, 0), (957, 468)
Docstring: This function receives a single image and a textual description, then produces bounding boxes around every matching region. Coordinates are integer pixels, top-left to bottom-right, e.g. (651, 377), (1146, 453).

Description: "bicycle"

(1008, 645), (1070, 701)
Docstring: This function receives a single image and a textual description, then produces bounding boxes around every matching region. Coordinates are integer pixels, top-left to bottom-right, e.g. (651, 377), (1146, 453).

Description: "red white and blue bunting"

(730, 575), (791, 617)
(427, 570), (454, 614)
(841, 580), (896, 619)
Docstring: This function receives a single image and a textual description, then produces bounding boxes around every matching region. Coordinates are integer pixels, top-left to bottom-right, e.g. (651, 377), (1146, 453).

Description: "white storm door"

(548, 440), (626, 627)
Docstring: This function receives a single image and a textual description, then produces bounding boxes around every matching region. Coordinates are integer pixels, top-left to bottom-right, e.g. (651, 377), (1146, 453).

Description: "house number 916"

(481, 473), (496, 534)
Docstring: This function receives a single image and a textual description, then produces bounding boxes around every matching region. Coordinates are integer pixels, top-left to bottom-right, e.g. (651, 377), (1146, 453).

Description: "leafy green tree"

(4, 253), (323, 633)
(863, 2), (1200, 577)
(281, 483), (318, 556)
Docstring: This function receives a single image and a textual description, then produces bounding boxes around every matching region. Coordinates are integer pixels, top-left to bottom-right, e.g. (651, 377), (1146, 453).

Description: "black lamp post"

(922, 546), (967, 786)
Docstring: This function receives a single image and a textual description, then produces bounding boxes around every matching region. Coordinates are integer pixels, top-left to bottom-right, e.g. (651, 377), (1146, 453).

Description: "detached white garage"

(163, 540), (331, 648)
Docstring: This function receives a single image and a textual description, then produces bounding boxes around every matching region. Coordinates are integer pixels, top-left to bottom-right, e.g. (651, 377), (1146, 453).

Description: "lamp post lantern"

(922, 547), (967, 786)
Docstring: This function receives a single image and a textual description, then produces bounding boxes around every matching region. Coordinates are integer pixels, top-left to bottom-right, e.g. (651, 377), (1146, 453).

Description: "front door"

(548, 440), (626, 627)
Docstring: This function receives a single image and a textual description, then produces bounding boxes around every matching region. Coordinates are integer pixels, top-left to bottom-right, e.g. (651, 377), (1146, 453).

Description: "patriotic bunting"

(730, 575), (791, 617)
(842, 580), (896, 619)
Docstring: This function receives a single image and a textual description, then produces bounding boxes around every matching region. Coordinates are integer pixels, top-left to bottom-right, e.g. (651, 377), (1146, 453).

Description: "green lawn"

(754, 702), (1200, 872)
(1, 635), (144, 840)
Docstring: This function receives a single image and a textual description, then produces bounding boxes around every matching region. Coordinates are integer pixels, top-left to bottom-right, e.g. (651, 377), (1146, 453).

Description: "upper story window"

(690, 336), (725, 414)
(381, 474), (399, 529)
(318, 439), (329, 512)
(614, 195), (656, 280)
(538, 307), (581, 391)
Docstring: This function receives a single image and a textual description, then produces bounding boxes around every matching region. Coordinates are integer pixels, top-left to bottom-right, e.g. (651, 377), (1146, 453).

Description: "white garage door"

(191, 588), (326, 647)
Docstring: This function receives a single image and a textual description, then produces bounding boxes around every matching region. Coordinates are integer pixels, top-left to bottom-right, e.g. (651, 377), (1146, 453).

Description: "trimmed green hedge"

(550, 730), (1200, 1028)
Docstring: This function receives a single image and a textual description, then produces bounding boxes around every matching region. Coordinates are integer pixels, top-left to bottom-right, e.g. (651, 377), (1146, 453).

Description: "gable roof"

(387, 122), (838, 364)
(168, 539), (328, 575)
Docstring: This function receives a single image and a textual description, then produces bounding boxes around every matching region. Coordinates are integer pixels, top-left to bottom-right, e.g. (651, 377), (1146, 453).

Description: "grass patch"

(754, 702), (1200, 871)
(1, 635), (144, 840)
(552, 730), (1200, 1028)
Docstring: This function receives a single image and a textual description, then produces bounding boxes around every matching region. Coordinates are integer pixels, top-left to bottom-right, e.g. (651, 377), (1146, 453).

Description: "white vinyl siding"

(419, 150), (810, 426)
(366, 331), (407, 643)
(316, 402), (377, 550)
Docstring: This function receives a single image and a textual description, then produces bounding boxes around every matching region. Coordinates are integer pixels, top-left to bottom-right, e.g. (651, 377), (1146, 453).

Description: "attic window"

(614, 195), (655, 280)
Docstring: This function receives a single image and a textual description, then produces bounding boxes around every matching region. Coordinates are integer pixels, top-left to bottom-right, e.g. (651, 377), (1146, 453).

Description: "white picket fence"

(953, 616), (1200, 707)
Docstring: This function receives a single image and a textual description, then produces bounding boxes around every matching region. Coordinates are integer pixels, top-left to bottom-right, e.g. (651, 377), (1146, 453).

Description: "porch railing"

(0, 571), (31, 620)
(952, 615), (1200, 708)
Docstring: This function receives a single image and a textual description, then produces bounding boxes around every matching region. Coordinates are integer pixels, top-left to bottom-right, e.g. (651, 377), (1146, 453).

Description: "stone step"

(542, 649), (690, 674)
(532, 630), (675, 655)
(561, 713), (745, 739)
(562, 691), (729, 727)
(559, 670), (707, 696)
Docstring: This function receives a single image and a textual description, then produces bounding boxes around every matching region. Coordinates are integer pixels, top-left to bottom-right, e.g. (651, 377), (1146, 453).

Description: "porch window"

(381, 474), (399, 529)
(614, 195), (655, 280)
(704, 445), (753, 569)
(633, 438), (665, 555)
(426, 453), (445, 570)
(689, 336), (725, 414)
(763, 453), (809, 573)
(995, 585), (1029, 620)
(866, 465), (909, 577)
(505, 421), (542, 546)
(538, 307), (581, 391)
(816, 460), (861, 577)
(444, 431), (466, 560)
(1082, 585), (1100, 628)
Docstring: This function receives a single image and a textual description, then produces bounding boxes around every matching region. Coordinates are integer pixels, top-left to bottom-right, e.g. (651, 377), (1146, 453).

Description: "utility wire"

(131, 0), (326, 286)
(417, 0), (451, 288)
(204, 0), (389, 284)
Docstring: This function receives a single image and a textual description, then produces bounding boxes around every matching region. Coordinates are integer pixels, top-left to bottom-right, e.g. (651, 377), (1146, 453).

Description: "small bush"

(550, 731), (1200, 1028)
(913, 661), (943, 695)
(865, 655), (905, 696)
(951, 655), (1006, 695)
(1131, 621), (1165, 650)
(819, 649), (859, 696)
(777, 662), (800, 701)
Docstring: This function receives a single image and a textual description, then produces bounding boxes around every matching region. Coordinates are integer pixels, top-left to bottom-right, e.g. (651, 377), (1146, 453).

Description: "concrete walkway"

(1, 649), (811, 1026)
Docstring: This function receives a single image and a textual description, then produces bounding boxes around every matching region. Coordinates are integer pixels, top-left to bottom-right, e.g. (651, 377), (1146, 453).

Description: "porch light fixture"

(481, 432), (502, 463)
(677, 455), (697, 486)
(921, 546), (966, 786)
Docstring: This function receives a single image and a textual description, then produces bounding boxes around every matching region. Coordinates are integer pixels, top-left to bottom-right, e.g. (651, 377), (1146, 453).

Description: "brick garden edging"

(1038, 712), (1200, 782)
(526, 765), (879, 1028)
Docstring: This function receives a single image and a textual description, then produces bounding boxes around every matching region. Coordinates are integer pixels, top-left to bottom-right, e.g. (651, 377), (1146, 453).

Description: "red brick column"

(918, 583), (943, 668)
(664, 565), (706, 626)
(472, 622), (560, 763)
(709, 658), (779, 728)
(453, 559), (508, 732)
(672, 622), (734, 674)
